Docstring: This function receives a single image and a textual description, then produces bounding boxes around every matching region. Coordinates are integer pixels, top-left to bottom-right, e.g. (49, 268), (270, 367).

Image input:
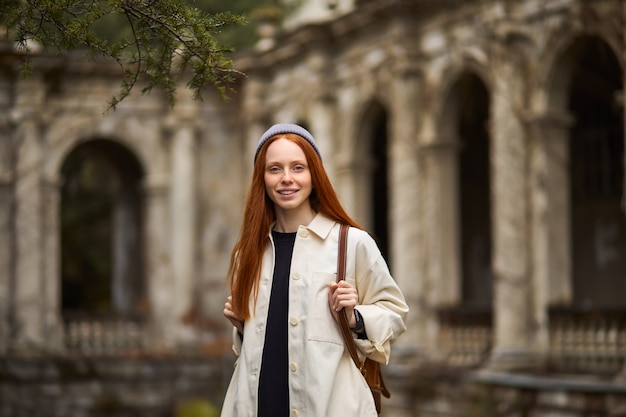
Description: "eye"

(268, 166), (282, 173)
(292, 164), (305, 172)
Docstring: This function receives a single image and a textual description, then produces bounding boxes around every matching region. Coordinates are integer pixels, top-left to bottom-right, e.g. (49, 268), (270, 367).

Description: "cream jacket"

(220, 214), (408, 417)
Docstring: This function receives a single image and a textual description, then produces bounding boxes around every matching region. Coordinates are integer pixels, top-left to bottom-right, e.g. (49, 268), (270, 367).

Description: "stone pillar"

(41, 177), (64, 351)
(11, 74), (47, 351)
(488, 42), (538, 370)
(527, 112), (573, 355)
(145, 177), (172, 348)
(309, 94), (337, 180)
(420, 141), (461, 307)
(13, 124), (45, 349)
(388, 63), (430, 358)
(416, 139), (462, 360)
(334, 86), (368, 225)
(242, 78), (271, 166)
(169, 117), (198, 346)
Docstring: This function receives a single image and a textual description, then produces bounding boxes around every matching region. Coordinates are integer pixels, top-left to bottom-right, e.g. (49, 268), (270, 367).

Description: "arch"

(537, 19), (624, 113)
(554, 35), (626, 309)
(354, 99), (391, 263)
(435, 52), (492, 131)
(439, 71), (492, 309)
(60, 138), (146, 318)
(44, 118), (154, 185)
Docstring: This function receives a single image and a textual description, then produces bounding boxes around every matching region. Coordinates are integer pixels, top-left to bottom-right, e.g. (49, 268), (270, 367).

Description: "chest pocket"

(306, 271), (345, 345)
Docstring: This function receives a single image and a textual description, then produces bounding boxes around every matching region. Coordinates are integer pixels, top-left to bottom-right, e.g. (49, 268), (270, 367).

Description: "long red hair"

(228, 133), (361, 320)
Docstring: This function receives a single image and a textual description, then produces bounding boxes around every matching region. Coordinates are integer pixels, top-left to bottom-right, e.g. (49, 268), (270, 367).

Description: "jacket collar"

(302, 213), (336, 240)
(267, 213), (337, 240)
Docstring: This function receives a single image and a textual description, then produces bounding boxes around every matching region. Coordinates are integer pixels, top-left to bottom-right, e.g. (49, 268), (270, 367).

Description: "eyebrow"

(265, 159), (307, 166)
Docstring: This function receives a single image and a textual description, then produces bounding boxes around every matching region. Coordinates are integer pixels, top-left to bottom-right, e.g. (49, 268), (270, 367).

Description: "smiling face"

(264, 138), (314, 219)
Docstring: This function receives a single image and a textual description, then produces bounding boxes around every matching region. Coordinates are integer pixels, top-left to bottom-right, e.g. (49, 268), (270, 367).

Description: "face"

(264, 138), (313, 215)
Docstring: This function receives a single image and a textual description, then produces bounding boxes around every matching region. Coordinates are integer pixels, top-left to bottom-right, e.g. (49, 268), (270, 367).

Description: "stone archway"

(60, 138), (146, 318)
(539, 33), (626, 375)
(60, 138), (148, 352)
(562, 36), (625, 309)
(355, 100), (391, 263)
(426, 70), (493, 367)
(447, 72), (492, 310)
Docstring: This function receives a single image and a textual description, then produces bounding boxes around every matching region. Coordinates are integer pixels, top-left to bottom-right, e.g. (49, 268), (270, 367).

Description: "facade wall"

(239, 0), (626, 414)
(241, 0), (625, 355)
(1, 0), (626, 416)
(0, 56), (244, 355)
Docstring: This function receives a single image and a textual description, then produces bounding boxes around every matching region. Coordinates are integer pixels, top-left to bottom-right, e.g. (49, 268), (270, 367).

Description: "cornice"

(235, 0), (470, 73)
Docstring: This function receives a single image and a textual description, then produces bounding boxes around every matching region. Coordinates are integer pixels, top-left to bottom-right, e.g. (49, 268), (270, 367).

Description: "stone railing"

(63, 312), (147, 355)
(437, 307), (493, 368)
(548, 308), (626, 376)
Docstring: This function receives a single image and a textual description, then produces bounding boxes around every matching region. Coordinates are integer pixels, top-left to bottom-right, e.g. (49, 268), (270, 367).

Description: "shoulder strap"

(337, 224), (364, 370)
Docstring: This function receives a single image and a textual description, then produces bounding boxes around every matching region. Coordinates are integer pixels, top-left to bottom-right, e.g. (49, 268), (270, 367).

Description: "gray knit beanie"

(254, 123), (322, 163)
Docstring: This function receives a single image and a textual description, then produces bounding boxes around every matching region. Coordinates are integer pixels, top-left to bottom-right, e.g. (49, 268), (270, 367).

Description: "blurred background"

(1, 0), (625, 416)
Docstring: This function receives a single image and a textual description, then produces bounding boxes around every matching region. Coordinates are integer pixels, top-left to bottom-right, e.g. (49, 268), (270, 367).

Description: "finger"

(336, 280), (354, 289)
(335, 295), (358, 310)
(224, 308), (235, 320)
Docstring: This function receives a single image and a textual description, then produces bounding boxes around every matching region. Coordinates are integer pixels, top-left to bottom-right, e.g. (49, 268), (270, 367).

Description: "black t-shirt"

(258, 230), (296, 417)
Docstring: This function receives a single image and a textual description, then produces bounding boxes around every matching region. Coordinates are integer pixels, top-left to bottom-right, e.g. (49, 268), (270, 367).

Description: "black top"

(258, 230), (296, 417)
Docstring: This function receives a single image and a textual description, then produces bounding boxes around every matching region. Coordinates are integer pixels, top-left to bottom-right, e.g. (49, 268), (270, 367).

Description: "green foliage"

(189, 0), (287, 52)
(175, 399), (220, 417)
(0, 0), (248, 107)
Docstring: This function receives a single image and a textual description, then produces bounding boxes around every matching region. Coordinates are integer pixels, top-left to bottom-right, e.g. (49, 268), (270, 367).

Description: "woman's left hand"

(328, 281), (358, 327)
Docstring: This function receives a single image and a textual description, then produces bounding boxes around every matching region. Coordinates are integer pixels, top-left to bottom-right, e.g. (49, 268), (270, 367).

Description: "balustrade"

(63, 313), (146, 355)
(549, 308), (626, 376)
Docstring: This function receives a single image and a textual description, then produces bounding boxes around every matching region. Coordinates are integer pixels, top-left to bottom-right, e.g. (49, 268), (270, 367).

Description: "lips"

(278, 189), (298, 196)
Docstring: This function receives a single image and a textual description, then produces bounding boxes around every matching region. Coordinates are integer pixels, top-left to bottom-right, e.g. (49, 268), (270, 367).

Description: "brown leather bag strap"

(337, 224), (364, 371)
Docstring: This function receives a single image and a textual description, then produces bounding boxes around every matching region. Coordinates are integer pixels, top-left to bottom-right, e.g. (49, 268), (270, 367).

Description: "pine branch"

(0, 0), (247, 109)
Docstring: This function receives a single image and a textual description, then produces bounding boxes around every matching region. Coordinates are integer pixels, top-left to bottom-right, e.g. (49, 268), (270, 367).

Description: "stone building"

(1, 0), (626, 416)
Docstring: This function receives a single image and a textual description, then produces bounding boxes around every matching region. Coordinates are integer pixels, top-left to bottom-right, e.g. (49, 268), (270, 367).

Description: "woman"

(221, 123), (408, 417)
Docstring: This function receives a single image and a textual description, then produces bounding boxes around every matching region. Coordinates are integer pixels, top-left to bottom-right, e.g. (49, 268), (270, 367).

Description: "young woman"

(221, 124), (408, 417)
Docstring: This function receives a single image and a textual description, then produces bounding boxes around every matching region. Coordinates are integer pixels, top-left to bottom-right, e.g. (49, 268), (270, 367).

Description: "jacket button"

(291, 409), (299, 417)
(290, 362), (297, 372)
(298, 229), (309, 238)
(289, 317), (299, 326)
(292, 272), (300, 280)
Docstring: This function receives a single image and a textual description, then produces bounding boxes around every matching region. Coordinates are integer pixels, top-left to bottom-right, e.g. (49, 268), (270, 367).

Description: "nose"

(281, 171), (293, 183)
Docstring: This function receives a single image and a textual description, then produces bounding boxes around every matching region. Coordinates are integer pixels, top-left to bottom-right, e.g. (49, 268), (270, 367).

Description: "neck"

(273, 207), (316, 233)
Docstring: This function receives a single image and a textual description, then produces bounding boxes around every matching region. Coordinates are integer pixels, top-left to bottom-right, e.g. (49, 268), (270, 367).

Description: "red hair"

(227, 133), (361, 320)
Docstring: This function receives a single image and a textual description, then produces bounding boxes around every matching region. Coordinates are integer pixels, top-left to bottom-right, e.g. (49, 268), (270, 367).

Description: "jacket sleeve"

(231, 326), (242, 356)
(349, 228), (409, 364)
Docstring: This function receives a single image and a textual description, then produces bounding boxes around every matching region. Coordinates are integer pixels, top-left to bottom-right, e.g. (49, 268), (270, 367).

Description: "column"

(333, 86), (368, 224)
(13, 122), (45, 349)
(420, 141), (462, 306)
(145, 177), (172, 348)
(11, 73), (47, 351)
(41, 177), (64, 351)
(527, 112), (574, 354)
(309, 94), (337, 179)
(388, 62), (432, 358)
(488, 44), (538, 370)
(415, 139), (464, 362)
(169, 120), (198, 346)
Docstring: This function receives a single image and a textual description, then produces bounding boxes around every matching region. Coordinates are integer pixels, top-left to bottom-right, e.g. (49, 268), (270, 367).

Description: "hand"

(328, 281), (357, 327)
(223, 295), (244, 334)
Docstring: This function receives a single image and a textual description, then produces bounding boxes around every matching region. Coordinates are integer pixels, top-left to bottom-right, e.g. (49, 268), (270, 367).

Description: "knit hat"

(254, 123), (322, 163)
